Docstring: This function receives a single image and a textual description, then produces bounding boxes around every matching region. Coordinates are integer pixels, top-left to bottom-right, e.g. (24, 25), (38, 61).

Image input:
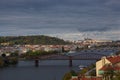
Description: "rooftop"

(100, 65), (120, 71)
(106, 56), (120, 64)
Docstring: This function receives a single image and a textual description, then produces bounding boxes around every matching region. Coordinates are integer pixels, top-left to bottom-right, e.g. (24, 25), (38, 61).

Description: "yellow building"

(96, 56), (120, 77)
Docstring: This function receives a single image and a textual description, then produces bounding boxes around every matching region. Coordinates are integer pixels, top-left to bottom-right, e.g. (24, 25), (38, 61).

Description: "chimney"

(101, 56), (106, 66)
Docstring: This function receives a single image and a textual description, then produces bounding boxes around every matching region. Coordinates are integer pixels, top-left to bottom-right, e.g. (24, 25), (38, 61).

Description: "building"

(70, 76), (102, 80)
(71, 76), (78, 80)
(96, 55), (120, 77)
(44, 45), (62, 52)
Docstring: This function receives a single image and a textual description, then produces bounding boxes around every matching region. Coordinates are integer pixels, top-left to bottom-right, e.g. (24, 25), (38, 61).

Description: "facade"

(44, 46), (62, 52)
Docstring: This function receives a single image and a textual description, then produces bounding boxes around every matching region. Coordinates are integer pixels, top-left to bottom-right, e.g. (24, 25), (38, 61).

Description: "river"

(0, 49), (118, 80)
(0, 60), (96, 80)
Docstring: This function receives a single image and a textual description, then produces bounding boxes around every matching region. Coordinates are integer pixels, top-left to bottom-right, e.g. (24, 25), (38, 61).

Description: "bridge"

(33, 52), (107, 67)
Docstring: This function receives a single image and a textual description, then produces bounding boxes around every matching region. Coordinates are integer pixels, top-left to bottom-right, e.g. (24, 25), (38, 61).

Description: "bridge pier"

(35, 57), (39, 67)
(69, 56), (72, 67)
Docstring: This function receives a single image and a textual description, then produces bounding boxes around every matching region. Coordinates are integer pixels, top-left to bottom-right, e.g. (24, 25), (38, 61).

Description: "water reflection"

(0, 60), (95, 80)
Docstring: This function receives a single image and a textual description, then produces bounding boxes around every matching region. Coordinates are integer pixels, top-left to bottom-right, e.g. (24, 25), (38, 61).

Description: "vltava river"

(0, 60), (95, 80)
(0, 49), (118, 80)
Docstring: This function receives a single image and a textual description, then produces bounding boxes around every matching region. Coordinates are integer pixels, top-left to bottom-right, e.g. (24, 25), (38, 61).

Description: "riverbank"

(0, 56), (18, 68)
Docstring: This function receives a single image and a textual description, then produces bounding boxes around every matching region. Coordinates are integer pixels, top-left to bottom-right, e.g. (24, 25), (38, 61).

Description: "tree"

(89, 70), (96, 76)
(114, 71), (120, 80)
(115, 51), (120, 55)
(76, 46), (79, 51)
(102, 65), (114, 80)
(62, 70), (77, 80)
(70, 70), (77, 76)
(62, 46), (65, 53)
(79, 68), (88, 75)
(1, 53), (9, 66)
(8, 57), (18, 65)
(62, 72), (72, 80)
(0, 35), (71, 45)
(10, 51), (19, 57)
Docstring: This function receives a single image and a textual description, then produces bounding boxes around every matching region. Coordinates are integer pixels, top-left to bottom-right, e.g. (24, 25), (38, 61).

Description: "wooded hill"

(0, 35), (70, 45)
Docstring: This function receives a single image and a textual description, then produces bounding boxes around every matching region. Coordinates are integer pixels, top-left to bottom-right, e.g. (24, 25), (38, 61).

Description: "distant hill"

(0, 35), (70, 45)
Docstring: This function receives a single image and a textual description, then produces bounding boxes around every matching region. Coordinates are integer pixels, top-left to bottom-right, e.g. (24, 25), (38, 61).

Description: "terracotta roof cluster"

(71, 78), (78, 80)
(107, 56), (120, 64)
(100, 65), (120, 71)
(71, 77), (102, 80)
(100, 56), (120, 71)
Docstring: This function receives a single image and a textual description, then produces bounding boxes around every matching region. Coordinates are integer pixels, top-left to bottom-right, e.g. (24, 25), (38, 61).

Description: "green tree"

(0, 35), (71, 45)
(70, 70), (77, 76)
(115, 51), (120, 55)
(102, 65), (114, 80)
(113, 71), (120, 80)
(10, 51), (19, 57)
(62, 72), (72, 80)
(8, 57), (18, 65)
(79, 68), (88, 75)
(76, 46), (79, 51)
(62, 46), (65, 52)
(89, 70), (96, 76)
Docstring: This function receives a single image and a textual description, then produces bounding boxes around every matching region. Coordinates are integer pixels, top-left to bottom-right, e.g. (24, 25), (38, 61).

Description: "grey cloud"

(0, 0), (109, 9)
(78, 27), (109, 32)
(0, 0), (120, 40)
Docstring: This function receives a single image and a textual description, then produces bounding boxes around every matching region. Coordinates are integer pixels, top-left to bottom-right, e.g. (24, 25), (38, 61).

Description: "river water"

(0, 60), (96, 80)
(0, 49), (118, 80)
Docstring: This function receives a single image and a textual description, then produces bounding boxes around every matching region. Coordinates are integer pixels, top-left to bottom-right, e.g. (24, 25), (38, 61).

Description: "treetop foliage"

(0, 35), (70, 45)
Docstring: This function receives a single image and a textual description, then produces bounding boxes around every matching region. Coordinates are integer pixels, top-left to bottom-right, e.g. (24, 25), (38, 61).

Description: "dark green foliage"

(8, 57), (18, 65)
(0, 54), (18, 68)
(115, 51), (120, 55)
(76, 46), (79, 51)
(102, 65), (115, 80)
(62, 72), (72, 80)
(114, 71), (120, 80)
(0, 35), (70, 45)
(62, 46), (65, 52)
(10, 51), (19, 57)
(88, 64), (95, 69)
(1, 53), (6, 57)
(89, 70), (96, 76)
(70, 70), (77, 76)
(78, 63), (96, 76)
(79, 68), (88, 75)
(62, 70), (77, 80)
(63, 72), (71, 80)
(25, 50), (59, 59)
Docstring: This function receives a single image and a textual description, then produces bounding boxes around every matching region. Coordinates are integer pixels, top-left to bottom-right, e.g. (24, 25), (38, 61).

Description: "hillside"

(0, 35), (70, 45)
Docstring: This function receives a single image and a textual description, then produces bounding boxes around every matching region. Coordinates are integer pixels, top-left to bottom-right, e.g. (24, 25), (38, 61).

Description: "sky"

(0, 0), (120, 40)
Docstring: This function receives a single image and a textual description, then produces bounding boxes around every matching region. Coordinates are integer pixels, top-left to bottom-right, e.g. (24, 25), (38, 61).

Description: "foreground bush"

(8, 57), (18, 65)
(63, 70), (77, 80)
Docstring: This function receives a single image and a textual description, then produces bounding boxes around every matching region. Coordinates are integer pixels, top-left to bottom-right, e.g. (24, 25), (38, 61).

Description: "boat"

(79, 65), (86, 70)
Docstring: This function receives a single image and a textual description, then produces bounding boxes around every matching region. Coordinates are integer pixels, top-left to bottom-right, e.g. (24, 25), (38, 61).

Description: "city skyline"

(0, 0), (120, 40)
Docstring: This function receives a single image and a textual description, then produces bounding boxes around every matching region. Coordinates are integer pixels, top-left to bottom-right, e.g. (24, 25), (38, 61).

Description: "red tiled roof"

(106, 56), (120, 64)
(100, 65), (120, 71)
(71, 77), (102, 80)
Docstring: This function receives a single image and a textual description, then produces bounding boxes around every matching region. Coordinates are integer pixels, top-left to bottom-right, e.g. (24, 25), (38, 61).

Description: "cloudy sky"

(0, 0), (120, 40)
